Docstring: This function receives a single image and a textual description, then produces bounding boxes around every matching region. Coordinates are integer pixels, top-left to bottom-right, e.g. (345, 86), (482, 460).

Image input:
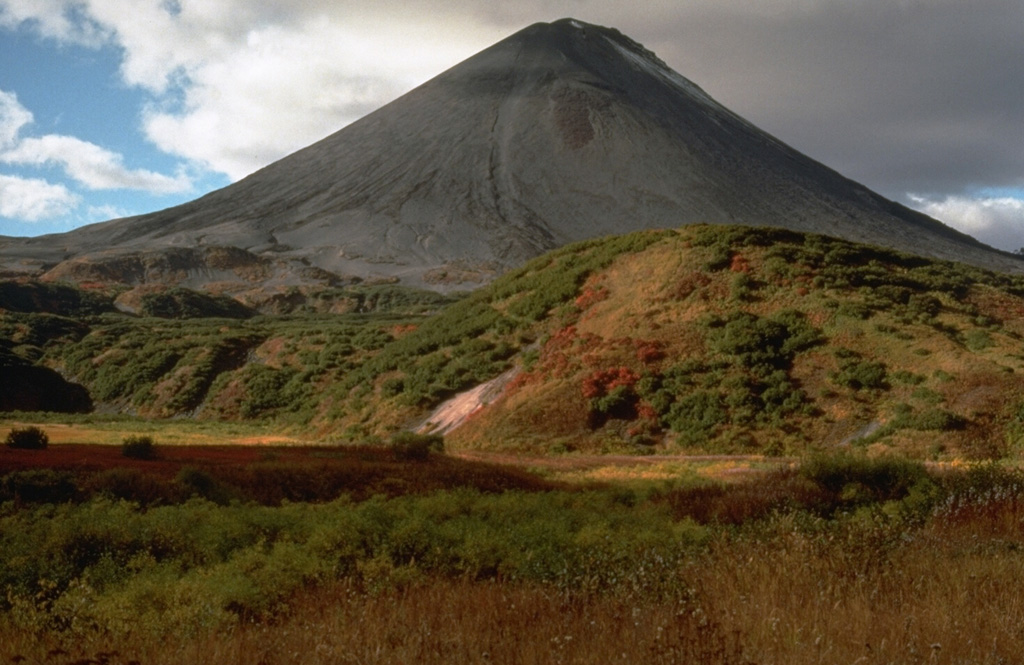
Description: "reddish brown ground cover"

(1, 443), (275, 477)
(0, 444), (557, 505)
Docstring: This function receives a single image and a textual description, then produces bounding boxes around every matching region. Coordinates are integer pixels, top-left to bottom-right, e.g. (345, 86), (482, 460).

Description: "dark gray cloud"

(611, 1), (1024, 200)
(463, 1), (1023, 190)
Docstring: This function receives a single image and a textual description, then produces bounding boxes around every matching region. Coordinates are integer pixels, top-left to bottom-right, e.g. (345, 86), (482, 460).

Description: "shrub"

(898, 407), (966, 432)
(799, 453), (933, 510)
(664, 391), (727, 442)
(380, 377), (405, 398)
(704, 311), (821, 375)
(122, 435), (157, 460)
(139, 287), (254, 319)
(0, 469), (76, 503)
(390, 432), (445, 461)
(836, 301), (873, 320)
(5, 425), (48, 450)
(729, 272), (756, 301)
(81, 468), (172, 505)
(831, 357), (888, 391)
(964, 328), (993, 351)
(176, 467), (234, 504)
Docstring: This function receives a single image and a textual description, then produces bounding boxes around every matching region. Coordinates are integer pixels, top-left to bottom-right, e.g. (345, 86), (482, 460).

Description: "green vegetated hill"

(334, 223), (1024, 458)
(6, 225), (1024, 458)
(447, 225), (1024, 458)
(0, 282), (461, 420)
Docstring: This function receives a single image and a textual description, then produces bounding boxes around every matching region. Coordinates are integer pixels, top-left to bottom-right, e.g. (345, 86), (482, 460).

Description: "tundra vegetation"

(2, 448), (1024, 664)
(5, 225), (1024, 662)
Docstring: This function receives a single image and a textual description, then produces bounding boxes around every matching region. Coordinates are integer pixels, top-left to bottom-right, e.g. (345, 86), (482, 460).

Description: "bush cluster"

(121, 435), (156, 460)
(621, 310), (822, 447)
(4, 426), (48, 450)
(139, 288), (255, 319)
(0, 488), (706, 634)
(831, 356), (888, 391)
(389, 432), (445, 461)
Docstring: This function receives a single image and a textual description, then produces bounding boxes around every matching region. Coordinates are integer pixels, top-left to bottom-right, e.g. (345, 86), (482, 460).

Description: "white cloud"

(0, 1), (505, 179)
(0, 0), (108, 46)
(0, 89), (32, 148)
(141, 20), (420, 178)
(136, 12), (499, 178)
(2, 134), (192, 192)
(85, 203), (124, 220)
(0, 173), (80, 221)
(909, 194), (1024, 252)
(0, 88), (189, 224)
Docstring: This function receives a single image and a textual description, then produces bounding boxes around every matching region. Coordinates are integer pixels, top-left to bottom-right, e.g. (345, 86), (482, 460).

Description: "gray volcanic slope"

(3, 18), (1022, 290)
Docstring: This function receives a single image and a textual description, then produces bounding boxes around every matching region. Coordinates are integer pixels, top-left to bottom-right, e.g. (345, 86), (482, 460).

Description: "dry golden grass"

(0, 418), (306, 446)
(3, 579), (751, 665)
(8, 525), (1023, 665)
(691, 526), (1024, 664)
(537, 458), (779, 487)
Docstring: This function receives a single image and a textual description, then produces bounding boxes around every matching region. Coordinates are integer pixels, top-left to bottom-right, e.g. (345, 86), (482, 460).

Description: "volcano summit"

(2, 18), (1021, 292)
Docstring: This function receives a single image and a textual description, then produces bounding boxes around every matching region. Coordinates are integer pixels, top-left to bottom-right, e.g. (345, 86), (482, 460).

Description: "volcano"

(2, 18), (1021, 292)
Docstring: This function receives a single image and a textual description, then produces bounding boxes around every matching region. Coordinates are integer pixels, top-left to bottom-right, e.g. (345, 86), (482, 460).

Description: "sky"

(1, 1), (1023, 252)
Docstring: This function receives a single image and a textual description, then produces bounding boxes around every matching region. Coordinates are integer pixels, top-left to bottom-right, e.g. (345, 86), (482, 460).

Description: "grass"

(4, 449), (1024, 663)
(530, 457), (779, 489)
(0, 415), (304, 446)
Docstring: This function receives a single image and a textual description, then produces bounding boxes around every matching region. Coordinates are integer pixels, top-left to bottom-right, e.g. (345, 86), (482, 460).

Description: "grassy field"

(3, 437), (1024, 664)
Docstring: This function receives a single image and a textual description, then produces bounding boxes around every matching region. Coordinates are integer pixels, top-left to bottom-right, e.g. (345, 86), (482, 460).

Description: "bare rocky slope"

(2, 18), (1022, 294)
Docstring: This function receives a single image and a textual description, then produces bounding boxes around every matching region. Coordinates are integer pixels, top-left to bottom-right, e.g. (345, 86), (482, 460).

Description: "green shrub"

(910, 387), (943, 404)
(891, 370), (925, 385)
(380, 376), (405, 398)
(664, 391), (727, 443)
(0, 469), (76, 503)
(729, 272), (756, 301)
(390, 432), (445, 461)
(704, 311), (822, 376)
(963, 328), (993, 351)
(237, 365), (295, 418)
(836, 301), (873, 320)
(5, 425), (48, 450)
(140, 287), (254, 319)
(122, 435), (157, 460)
(176, 467), (234, 504)
(831, 357), (888, 391)
(897, 407), (966, 432)
(799, 453), (933, 510)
